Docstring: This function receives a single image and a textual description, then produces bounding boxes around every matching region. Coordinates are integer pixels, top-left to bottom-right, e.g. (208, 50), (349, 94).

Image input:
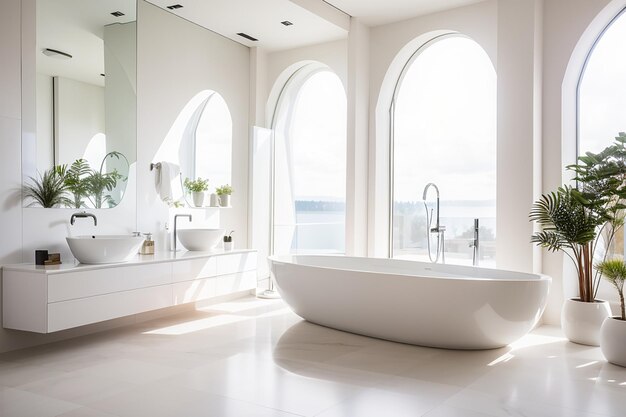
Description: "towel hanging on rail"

(155, 161), (183, 204)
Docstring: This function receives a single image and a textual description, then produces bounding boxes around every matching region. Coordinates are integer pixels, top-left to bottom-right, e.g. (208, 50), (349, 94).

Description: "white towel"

(156, 162), (183, 204)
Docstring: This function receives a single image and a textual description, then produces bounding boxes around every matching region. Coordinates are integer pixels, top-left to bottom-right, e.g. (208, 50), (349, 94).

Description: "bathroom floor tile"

(16, 371), (139, 407)
(0, 385), (80, 417)
(1, 297), (625, 417)
(88, 382), (300, 417)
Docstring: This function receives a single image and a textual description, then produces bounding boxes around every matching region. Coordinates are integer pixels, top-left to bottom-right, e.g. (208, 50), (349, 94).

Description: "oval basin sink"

(66, 235), (144, 264)
(178, 229), (224, 251)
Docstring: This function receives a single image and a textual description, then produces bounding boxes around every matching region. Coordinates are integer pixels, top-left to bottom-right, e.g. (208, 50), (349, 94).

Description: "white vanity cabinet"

(2, 250), (257, 333)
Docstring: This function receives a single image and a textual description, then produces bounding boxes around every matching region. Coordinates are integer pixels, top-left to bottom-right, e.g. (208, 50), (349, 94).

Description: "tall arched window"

(391, 35), (497, 266)
(578, 9), (626, 258)
(178, 90), (232, 189)
(272, 66), (347, 255)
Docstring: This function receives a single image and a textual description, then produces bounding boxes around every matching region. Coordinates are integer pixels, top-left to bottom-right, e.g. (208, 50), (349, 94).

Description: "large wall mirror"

(25, 0), (136, 209)
(178, 90), (233, 189)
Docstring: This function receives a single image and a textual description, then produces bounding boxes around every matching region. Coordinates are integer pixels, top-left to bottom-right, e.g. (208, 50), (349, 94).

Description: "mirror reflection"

(178, 90), (233, 206)
(27, 0), (136, 208)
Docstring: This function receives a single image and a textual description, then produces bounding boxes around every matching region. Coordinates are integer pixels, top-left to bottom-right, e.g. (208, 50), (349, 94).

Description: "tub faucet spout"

(423, 183), (445, 264)
(470, 218), (480, 266)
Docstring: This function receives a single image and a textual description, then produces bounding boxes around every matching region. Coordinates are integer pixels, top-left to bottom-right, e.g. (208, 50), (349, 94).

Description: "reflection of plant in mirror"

(215, 184), (233, 196)
(56, 159), (91, 208)
(23, 168), (71, 208)
(184, 177), (209, 193)
(85, 169), (124, 209)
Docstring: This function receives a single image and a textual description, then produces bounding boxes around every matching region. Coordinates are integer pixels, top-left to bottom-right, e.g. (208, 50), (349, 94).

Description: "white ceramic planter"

(219, 194), (231, 207)
(192, 191), (205, 207)
(600, 317), (626, 367)
(561, 298), (611, 346)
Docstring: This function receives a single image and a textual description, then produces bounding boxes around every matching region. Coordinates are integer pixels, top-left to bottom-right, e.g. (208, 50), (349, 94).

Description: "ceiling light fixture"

(111, 11), (125, 17)
(281, 21), (293, 26)
(237, 32), (258, 41)
(167, 4), (183, 10)
(42, 48), (72, 59)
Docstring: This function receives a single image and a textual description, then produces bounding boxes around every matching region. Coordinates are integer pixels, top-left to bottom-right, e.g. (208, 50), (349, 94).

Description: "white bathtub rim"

(269, 254), (552, 283)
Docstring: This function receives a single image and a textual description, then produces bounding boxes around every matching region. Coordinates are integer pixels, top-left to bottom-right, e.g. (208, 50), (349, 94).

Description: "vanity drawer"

(172, 258), (217, 283)
(216, 252), (257, 276)
(48, 263), (173, 303)
(47, 284), (173, 332)
(172, 276), (217, 305)
(216, 271), (257, 296)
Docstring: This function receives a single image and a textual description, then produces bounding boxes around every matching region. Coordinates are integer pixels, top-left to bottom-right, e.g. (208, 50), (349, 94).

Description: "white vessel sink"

(177, 229), (224, 251)
(66, 235), (144, 264)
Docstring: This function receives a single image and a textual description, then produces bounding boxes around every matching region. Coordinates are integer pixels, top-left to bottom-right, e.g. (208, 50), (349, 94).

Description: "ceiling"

(145, 0), (349, 52)
(324, 0), (485, 26)
(37, 0), (136, 87)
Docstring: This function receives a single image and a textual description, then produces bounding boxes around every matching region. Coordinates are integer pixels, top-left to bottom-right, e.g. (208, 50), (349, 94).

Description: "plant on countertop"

(23, 168), (71, 208)
(184, 177), (209, 193)
(530, 133), (626, 303)
(596, 258), (626, 320)
(215, 184), (233, 196)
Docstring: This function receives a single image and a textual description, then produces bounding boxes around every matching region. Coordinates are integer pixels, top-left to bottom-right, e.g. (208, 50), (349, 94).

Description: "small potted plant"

(215, 184), (233, 207)
(223, 231), (234, 251)
(184, 177), (209, 207)
(596, 258), (626, 367)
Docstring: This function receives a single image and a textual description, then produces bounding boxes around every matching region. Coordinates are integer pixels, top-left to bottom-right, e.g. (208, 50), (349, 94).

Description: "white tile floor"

(0, 297), (625, 417)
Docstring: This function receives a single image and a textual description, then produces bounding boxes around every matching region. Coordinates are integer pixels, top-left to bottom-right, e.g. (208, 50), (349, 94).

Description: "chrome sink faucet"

(70, 211), (97, 226)
(173, 214), (192, 252)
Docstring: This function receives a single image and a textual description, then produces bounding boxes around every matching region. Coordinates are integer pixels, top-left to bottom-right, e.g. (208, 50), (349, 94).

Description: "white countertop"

(2, 249), (256, 274)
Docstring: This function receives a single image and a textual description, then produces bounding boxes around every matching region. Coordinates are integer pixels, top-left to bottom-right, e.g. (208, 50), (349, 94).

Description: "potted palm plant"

(530, 134), (626, 345)
(184, 177), (209, 207)
(215, 184), (233, 207)
(596, 258), (626, 366)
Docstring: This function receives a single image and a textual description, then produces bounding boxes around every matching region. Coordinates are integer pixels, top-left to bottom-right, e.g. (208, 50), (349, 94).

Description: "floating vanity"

(2, 250), (257, 333)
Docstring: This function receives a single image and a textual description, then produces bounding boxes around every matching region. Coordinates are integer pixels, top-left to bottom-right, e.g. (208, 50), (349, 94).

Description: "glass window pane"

(579, 11), (626, 259)
(273, 70), (347, 254)
(392, 36), (497, 266)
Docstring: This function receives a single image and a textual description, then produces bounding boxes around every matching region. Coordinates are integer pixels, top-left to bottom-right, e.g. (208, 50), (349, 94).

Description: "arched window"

(391, 35), (497, 266)
(578, 9), (626, 258)
(178, 90), (232, 189)
(272, 67), (347, 255)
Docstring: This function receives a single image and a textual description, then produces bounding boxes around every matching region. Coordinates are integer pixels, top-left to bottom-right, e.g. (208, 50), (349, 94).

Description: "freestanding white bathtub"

(269, 255), (551, 350)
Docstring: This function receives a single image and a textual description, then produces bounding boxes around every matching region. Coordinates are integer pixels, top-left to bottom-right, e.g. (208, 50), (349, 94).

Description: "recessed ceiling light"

(237, 32), (258, 41)
(111, 11), (125, 17)
(100, 73), (105, 77)
(281, 21), (293, 26)
(167, 4), (183, 10)
(42, 48), (72, 59)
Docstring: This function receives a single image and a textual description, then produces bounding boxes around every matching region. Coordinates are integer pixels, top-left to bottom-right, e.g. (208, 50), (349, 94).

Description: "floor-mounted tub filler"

(269, 255), (551, 350)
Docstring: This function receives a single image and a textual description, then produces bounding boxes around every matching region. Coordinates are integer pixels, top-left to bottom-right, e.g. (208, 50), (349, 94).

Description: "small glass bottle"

(140, 233), (155, 255)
